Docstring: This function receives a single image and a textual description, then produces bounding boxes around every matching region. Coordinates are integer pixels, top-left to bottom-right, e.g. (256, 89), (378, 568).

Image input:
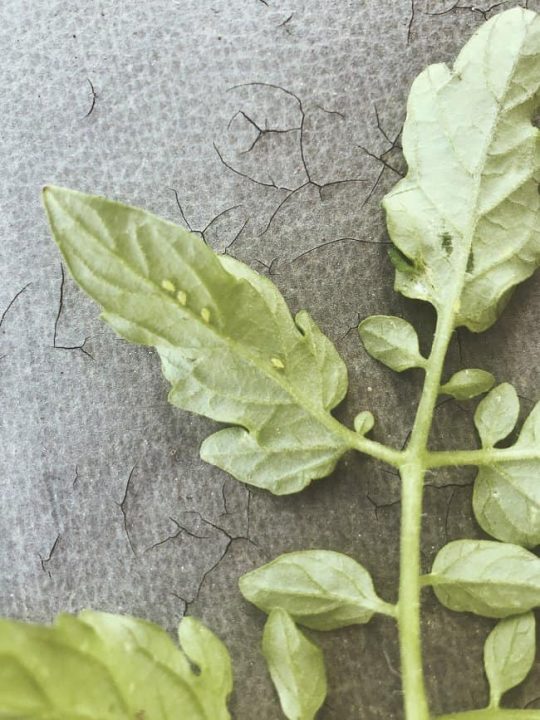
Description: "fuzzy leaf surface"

(239, 550), (391, 630)
(358, 315), (425, 372)
(354, 410), (375, 435)
(0, 611), (232, 719)
(43, 186), (351, 496)
(429, 540), (540, 618)
(484, 612), (536, 707)
(474, 402), (540, 548)
(383, 8), (540, 332)
(440, 369), (495, 400)
(474, 383), (520, 447)
(262, 609), (327, 720)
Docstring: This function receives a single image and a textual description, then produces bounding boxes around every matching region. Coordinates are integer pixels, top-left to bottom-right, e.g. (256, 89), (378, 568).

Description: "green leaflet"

(428, 540), (540, 618)
(43, 186), (351, 496)
(358, 315), (426, 372)
(383, 8), (540, 332)
(262, 609), (327, 720)
(239, 550), (394, 630)
(439, 369), (495, 400)
(484, 612), (536, 708)
(473, 402), (540, 548)
(0, 611), (232, 719)
(354, 410), (375, 435)
(474, 383), (520, 448)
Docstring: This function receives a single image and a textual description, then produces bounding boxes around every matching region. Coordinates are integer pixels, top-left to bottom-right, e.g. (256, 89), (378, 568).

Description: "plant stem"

(398, 305), (456, 720)
(425, 447), (540, 468)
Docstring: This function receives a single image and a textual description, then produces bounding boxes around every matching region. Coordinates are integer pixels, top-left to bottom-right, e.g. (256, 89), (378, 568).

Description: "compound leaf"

(0, 611), (232, 719)
(473, 401), (540, 548)
(439, 369), (495, 400)
(383, 8), (540, 332)
(474, 383), (520, 447)
(262, 609), (327, 720)
(358, 315), (426, 372)
(43, 186), (352, 496)
(239, 550), (393, 630)
(484, 612), (536, 708)
(428, 540), (540, 618)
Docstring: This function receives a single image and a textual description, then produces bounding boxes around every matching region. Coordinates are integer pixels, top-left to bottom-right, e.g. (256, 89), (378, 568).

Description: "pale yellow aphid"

(161, 279), (176, 293)
(201, 307), (211, 323)
(270, 357), (285, 370)
(176, 290), (187, 306)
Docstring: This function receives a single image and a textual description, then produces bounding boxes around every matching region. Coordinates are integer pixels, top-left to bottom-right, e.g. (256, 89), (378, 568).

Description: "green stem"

(398, 304), (457, 720)
(436, 711), (540, 720)
(426, 447), (540, 468)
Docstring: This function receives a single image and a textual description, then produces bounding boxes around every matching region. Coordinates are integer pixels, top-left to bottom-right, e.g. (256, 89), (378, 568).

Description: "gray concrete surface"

(1, 1), (539, 717)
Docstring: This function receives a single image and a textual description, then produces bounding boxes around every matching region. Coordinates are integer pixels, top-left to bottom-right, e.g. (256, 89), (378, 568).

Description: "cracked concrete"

(1, 0), (539, 718)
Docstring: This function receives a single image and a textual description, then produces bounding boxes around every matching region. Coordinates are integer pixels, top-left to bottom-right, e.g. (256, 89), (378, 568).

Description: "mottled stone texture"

(1, 1), (539, 717)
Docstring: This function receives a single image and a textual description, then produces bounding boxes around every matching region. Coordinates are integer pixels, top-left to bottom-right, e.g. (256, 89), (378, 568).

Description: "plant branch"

(425, 447), (539, 468)
(397, 303), (458, 720)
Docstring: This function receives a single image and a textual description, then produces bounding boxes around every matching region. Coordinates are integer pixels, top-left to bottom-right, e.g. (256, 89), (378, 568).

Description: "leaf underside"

(43, 187), (353, 496)
(383, 8), (540, 332)
(262, 609), (327, 720)
(239, 550), (385, 630)
(484, 612), (536, 707)
(0, 611), (232, 720)
(474, 402), (540, 548)
(430, 540), (540, 618)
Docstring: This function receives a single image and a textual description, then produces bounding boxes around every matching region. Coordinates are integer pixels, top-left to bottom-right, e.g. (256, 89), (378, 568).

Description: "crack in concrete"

(278, 13), (294, 34)
(0, 282), (31, 333)
(83, 78), (97, 119)
(361, 106), (404, 207)
(146, 516), (211, 552)
(38, 534), (61, 578)
(407, 0), (416, 44)
(290, 235), (392, 266)
(228, 109), (301, 155)
(425, 2), (505, 21)
(173, 501), (256, 615)
(118, 466), (137, 556)
(217, 82), (367, 236)
(53, 264), (93, 359)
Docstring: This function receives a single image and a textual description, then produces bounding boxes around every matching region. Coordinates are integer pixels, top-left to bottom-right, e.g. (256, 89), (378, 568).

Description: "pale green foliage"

(354, 410), (375, 435)
(358, 315), (426, 372)
(473, 402), (540, 549)
(38, 9), (540, 720)
(484, 612), (536, 708)
(0, 611), (232, 719)
(43, 186), (352, 496)
(429, 540), (540, 618)
(439, 369), (495, 400)
(239, 550), (391, 630)
(474, 383), (520, 447)
(262, 609), (327, 720)
(383, 8), (540, 332)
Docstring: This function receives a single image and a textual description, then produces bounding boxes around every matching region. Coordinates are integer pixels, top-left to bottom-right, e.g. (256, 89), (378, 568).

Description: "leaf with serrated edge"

(383, 9), (540, 332)
(429, 540), (540, 618)
(0, 611), (232, 719)
(439, 369), (495, 400)
(474, 402), (540, 548)
(358, 315), (425, 372)
(474, 383), (520, 447)
(239, 550), (392, 630)
(262, 609), (327, 720)
(43, 186), (351, 496)
(484, 612), (536, 708)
